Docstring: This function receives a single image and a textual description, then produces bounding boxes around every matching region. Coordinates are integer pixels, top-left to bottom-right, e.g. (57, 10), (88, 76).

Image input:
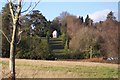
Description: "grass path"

(49, 38), (65, 55)
(0, 58), (119, 78)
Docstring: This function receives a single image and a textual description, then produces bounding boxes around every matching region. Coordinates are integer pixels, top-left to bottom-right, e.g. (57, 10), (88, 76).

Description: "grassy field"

(0, 58), (119, 78)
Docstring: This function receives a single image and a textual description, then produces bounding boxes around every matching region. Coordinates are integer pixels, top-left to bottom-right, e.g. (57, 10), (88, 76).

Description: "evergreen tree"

(81, 16), (84, 23)
(107, 11), (116, 20)
(2, 3), (12, 57)
(85, 15), (90, 26)
(85, 15), (93, 26)
(78, 16), (84, 23)
(29, 10), (48, 37)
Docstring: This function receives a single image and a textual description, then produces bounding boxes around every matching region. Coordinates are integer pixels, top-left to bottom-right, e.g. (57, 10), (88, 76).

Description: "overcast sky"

(0, 1), (119, 22)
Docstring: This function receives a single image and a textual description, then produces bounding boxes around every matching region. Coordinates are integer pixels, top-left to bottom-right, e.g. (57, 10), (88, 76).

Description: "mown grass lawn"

(0, 58), (118, 78)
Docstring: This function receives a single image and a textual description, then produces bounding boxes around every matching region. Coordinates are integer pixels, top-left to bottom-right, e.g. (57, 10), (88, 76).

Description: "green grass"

(16, 64), (118, 78)
(53, 49), (65, 54)
(1, 59), (118, 78)
(49, 38), (65, 55)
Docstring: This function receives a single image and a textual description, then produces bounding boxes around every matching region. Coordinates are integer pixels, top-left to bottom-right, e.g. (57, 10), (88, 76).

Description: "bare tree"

(0, 0), (40, 79)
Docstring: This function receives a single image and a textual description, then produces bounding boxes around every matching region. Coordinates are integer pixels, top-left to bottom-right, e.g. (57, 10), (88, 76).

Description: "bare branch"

(7, 0), (10, 3)
(15, 0), (21, 20)
(8, 0), (15, 20)
(21, 2), (32, 13)
(27, 0), (41, 14)
(0, 29), (11, 43)
(17, 30), (23, 44)
(17, 34), (21, 44)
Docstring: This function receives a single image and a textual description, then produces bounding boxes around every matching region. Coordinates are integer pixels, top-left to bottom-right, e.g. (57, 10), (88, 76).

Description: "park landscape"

(0, 0), (119, 79)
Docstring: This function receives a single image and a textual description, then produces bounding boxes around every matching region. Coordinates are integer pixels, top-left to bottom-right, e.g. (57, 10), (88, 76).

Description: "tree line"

(1, 3), (119, 60)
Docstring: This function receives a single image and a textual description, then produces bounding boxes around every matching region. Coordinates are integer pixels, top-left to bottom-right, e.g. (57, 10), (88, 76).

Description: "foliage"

(49, 17), (61, 37)
(85, 15), (93, 26)
(16, 35), (54, 60)
(70, 27), (102, 59)
(1, 3), (12, 58)
(1, 3), (118, 60)
(24, 10), (48, 37)
(107, 11), (116, 20)
(0, 14), (2, 57)
(96, 16), (118, 58)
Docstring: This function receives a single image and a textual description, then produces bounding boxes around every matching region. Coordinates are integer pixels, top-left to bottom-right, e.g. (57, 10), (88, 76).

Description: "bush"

(69, 27), (102, 59)
(16, 35), (54, 60)
(54, 50), (85, 59)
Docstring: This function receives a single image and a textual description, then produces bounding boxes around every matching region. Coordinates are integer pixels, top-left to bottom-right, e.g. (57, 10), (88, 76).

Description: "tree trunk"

(89, 46), (93, 59)
(7, 0), (39, 79)
(9, 22), (17, 80)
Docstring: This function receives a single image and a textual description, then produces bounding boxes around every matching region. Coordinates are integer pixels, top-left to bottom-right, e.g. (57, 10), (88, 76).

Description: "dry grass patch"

(0, 58), (119, 78)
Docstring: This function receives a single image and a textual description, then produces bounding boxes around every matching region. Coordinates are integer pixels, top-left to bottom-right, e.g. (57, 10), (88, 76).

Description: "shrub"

(16, 35), (54, 60)
(69, 27), (102, 59)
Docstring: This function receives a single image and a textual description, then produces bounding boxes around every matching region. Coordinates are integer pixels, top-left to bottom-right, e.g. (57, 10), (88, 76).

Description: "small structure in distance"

(52, 30), (57, 38)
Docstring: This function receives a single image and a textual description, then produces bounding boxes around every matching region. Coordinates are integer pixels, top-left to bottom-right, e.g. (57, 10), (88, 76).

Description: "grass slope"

(49, 38), (65, 54)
